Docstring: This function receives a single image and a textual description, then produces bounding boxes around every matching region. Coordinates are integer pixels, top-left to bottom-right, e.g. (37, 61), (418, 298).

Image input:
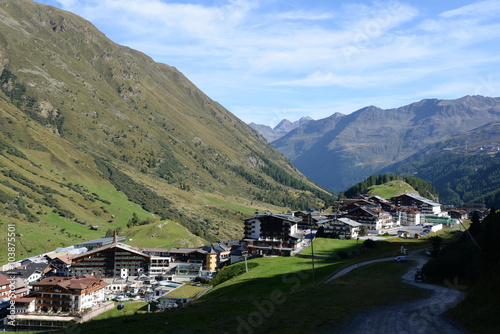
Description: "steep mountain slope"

(0, 0), (331, 260)
(249, 116), (313, 142)
(272, 96), (500, 192)
(382, 122), (500, 207)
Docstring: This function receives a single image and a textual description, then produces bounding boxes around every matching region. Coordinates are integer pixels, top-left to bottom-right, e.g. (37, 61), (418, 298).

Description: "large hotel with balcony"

(243, 213), (304, 256)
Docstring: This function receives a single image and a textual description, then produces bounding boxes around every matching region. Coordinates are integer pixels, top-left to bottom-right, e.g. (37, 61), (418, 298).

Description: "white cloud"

(41, 0), (500, 125)
(440, 0), (500, 18)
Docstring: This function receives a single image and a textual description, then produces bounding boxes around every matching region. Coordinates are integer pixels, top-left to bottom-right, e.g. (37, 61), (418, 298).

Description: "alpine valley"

(262, 96), (500, 207)
(0, 0), (332, 262)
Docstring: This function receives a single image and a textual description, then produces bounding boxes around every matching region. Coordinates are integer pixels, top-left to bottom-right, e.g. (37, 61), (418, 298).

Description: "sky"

(35, 0), (500, 127)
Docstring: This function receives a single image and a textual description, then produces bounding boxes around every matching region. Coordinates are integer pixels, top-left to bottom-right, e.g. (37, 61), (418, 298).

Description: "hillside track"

(331, 252), (469, 334)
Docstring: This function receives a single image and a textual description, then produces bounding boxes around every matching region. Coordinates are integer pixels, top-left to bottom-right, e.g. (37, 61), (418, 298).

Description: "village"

(0, 193), (487, 331)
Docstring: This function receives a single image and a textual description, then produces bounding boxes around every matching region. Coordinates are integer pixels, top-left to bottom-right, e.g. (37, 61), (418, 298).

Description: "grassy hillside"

(344, 173), (438, 201)
(0, 0), (332, 259)
(366, 180), (417, 199)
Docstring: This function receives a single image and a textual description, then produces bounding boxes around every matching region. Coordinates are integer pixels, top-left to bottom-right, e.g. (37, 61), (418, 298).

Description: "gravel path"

(331, 252), (469, 334)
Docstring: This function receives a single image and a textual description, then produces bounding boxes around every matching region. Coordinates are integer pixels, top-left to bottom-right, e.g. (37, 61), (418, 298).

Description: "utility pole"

(309, 214), (315, 287)
(242, 251), (249, 273)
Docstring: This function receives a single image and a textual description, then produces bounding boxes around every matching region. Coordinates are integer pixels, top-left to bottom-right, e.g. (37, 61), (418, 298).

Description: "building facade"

(243, 213), (304, 256)
(318, 217), (362, 239)
(21, 275), (107, 313)
(70, 243), (150, 278)
(390, 193), (442, 215)
(343, 206), (394, 230)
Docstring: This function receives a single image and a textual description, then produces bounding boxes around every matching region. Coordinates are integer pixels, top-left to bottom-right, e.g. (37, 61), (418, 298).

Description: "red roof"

(0, 273), (9, 286)
(32, 275), (107, 292)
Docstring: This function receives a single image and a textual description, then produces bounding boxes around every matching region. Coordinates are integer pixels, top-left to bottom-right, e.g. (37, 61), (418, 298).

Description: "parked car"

(115, 295), (129, 301)
(414, 269), (424, 281)
(394, 256), (408, 262)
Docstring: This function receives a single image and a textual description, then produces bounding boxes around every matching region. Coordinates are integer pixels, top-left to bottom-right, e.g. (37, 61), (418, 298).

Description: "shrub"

(211, 262), (259, 286)
(363, 239), (377, 249)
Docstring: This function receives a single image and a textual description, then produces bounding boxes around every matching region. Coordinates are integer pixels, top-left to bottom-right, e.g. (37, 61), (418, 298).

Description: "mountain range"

(255, 96), (500, 197)
(0, 0), (331, 260)
(249, 116), (313, 142)
(382, 121), (500, 207)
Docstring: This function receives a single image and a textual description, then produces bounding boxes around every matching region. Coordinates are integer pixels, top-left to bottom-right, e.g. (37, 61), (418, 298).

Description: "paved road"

(328, 252), (469, 334)
(323, 257), (395, 283)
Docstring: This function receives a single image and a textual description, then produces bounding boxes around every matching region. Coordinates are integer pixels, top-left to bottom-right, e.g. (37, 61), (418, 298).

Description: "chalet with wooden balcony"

(390, 193), (442, 215)
(317, 217), (362, 239)
(343, 205), (394, 230)
(70, 243), (151, 278)
(19, 275), (107, 314)
(0, 274), (10, 300)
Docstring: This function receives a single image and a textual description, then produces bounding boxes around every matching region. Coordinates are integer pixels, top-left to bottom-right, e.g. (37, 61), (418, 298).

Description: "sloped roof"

(338, 217), (362, 227)
(45, 251), (70, 260)
(201, 243), (230, 254)
(73, 242), (150, 260)
(348, 205), (379, 216)
(32, 275), (107, 292)
(245, 213), (301, 223)
(0, 273), (9, 286)
(14, 297), (36, 303)
(168, 247), (207, 255)
(55, 254), (75, 265)
(393, 193), (441, 206)
(75, 236), (126, 246)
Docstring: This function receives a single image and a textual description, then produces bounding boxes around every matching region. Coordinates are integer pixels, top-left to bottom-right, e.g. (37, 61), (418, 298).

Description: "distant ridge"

(271, 95), (500, 192)
(249, 116), (313, 142)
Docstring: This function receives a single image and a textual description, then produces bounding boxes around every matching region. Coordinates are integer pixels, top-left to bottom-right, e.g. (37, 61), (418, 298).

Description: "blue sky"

(35, 0), (500, 127)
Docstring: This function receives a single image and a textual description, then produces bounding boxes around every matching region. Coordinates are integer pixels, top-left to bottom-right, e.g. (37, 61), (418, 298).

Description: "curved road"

(327, 252), (469, 334)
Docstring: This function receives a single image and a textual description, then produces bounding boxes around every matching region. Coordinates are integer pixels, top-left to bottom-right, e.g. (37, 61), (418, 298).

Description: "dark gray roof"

(245, 213), (302, 223)
(74, 236), (126, 246)
(392, 193), (441, 206)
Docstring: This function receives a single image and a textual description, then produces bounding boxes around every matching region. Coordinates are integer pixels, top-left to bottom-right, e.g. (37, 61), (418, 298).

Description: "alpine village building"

(243, 213), (305, 256)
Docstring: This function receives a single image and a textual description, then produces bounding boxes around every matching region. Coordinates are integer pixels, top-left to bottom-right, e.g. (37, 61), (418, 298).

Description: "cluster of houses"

(0, 192), (488, 330)
(242, 193), (488, 256)
(0, 232), (242, 330)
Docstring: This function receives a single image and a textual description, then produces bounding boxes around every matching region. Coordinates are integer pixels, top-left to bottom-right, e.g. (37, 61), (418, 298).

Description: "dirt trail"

(332, 252), (469, 334)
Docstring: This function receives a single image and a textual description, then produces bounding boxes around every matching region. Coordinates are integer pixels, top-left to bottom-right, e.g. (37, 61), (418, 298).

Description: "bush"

(363, 239), (377, 249)
(211, 262), (259, 286)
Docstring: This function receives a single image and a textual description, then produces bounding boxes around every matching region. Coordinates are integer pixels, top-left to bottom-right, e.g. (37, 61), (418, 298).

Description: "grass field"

(367, 180), (416, 199)
(164, 284), (206, 298)
(92, 301), (151, 321)
(300, 238), (359, 257)
(125, 220), (205, 249)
